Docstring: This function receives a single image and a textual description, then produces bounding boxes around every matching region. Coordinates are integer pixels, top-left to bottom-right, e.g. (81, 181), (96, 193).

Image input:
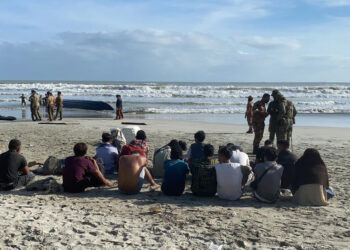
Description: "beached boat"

(63, 100), (114, 111)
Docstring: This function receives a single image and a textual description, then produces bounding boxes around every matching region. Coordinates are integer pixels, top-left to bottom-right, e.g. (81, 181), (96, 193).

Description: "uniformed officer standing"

(28, 90), (41, 121)
(252, 93), (270, 154)
(46, 92), (55, 121)
(55, 91), (63, 120)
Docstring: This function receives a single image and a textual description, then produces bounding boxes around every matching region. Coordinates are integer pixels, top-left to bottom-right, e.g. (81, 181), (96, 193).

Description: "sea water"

(1, 81), (349, 128)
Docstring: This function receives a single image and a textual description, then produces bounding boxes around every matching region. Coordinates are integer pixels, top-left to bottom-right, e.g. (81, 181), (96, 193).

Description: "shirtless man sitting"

(118, 152), (159, 194)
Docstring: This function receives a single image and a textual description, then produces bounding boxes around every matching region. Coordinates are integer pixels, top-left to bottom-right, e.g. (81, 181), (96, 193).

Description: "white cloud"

(306, 0), (350, 6)
(235, 36), (300, 50)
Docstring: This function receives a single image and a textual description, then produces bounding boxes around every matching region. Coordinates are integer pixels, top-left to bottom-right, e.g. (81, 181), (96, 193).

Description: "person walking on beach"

(29, 90), (41, 121)
(252, 93), (270, 154)
(20, 94), (26, 107)
(245, 96), (254, 133)
(46, 92), (55, 121)
(55, 91), (63, 120)
(115, 95), (123, 120)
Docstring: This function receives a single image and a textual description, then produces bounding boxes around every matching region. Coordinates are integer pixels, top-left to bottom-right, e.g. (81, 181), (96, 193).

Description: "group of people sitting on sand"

(0, 130), (332, 206)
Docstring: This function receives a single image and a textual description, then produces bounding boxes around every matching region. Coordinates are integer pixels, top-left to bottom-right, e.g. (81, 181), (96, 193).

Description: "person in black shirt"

(277, 139), (298, 189)
(115, 94), (124, 120)
(0, 139), (35, 190)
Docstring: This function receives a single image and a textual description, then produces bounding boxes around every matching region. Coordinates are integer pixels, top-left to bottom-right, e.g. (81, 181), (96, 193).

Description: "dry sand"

(0, 118), (349, 249)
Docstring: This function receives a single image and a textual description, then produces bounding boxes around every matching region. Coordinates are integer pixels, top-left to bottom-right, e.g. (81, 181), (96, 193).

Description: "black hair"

(226, 143), (242, 151)
(116, 94), (121, 98)
(194, 130), (205, 143)
(264, 147), (278, 161)
(58, 91), (62, 95)
(264, 139), (273, 146)
(218, 146), (232, 160)
(102, 133), (113, 142)
(74, 143), (88, 157)
(178, 141), (187, 151)
(248, 96), (253, 102)
(204, 144), (214, 158)
(170, 142), (183, 160)
(136, 130), (147, 140)
(263, 93), (270, 98)
(256, 146), (268, 162)
(9, 139), (21, 151)
(277, 140), (289, 149)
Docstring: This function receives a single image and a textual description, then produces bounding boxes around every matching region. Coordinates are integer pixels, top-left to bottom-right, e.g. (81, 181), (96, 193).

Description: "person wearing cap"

(28, 90), (41, 121)
(55, 91), (63, 120)
(46, 92), (55, 121)
(252, 93), (270, 154)
(245, 96), (254, 133)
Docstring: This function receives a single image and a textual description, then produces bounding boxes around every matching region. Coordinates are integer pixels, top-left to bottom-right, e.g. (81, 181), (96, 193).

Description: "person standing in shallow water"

(245, 96), (254, 133)
(20, 94), (26, 107)
(115, 95), (123, 120)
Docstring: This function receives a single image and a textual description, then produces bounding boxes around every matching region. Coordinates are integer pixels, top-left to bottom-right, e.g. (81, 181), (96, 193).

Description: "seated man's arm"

(90, 158), (114, 187)
(241, 165), (253, 186)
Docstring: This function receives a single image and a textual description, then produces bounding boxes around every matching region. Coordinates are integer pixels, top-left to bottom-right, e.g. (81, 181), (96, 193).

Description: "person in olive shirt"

(55, 91), (63, 120)
(0, 139), (36, 190)
(46, 92), (55, 121)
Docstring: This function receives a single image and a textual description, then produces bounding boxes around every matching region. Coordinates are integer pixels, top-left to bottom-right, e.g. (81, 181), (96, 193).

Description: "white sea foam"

(0, 81), (349, 114)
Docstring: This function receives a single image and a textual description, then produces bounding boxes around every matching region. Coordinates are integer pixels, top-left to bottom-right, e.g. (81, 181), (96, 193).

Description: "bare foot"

(150, 184), (160, 191)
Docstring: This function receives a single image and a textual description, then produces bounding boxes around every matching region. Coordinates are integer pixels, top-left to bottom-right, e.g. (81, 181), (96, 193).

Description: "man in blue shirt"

(162, 141), (190, 196)
(96, 133), (119, 175)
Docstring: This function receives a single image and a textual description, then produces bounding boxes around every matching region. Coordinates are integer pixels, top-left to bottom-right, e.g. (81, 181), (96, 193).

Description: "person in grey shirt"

(253, 147), (283, 203)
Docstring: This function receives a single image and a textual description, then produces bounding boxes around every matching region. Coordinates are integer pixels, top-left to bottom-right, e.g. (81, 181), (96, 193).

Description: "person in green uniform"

(55, 91), (63, 120)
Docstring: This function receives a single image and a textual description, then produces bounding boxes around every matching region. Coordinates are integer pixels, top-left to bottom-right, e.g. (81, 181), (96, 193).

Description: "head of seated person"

(277, 139), (289, 153)
(136, 130), (147, 141)
(264, 147), (278, 163)
(218, 146), (232, 164)
(204, 144), (214, 160)
(74, 142), (88, 157)
(102, 132), (113, 144)
(170, 142), (184, 161)
(255, 146), (269, 164)
(264, 140), (273, 147)
(9, 139), (22, 153)
(194, 130), (205, 144)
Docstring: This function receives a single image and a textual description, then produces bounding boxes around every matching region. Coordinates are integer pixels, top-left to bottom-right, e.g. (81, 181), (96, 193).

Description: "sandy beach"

(0, 118), (349, 249)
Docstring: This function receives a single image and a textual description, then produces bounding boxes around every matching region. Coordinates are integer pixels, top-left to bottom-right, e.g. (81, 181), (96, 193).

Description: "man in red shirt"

(63, 143), (114, 193)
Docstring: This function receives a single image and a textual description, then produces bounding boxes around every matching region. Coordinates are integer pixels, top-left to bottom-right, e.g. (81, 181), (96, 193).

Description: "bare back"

(118, 154), (147, 193)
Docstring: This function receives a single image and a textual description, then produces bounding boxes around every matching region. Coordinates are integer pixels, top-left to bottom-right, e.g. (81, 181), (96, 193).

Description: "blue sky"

(1, 0), (350, 81)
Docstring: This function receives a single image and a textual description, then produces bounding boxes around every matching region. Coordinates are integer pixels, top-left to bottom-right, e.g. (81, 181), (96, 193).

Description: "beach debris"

(209, 241), (223, 250)
(149, 205), (162, 214)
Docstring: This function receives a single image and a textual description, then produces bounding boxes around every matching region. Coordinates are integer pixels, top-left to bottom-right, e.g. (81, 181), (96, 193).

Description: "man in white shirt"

(227, 143), (250, 166)
(96, 133), (119, 175)
(215, 146), (252, 201)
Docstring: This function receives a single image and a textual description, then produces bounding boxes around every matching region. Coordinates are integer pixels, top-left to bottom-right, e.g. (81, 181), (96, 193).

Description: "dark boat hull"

(63, 100), (114, 111)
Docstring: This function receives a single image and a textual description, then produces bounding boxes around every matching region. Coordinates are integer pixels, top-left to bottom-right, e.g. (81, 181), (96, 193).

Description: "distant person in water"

(20, 94), (26, 107)
(115, 95), (123, 120)
(55, 91), (63, 120)
(245, 96), (254, 133)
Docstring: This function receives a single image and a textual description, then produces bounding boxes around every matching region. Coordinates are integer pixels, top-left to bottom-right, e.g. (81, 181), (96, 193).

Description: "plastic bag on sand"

(209, 242), (223, 250)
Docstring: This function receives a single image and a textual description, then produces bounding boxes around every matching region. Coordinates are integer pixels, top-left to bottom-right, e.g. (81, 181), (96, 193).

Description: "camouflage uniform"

(252, 101), (268, 153)
(29, 93), (41, 121)
(191, 158), (217, 197)
(55, 94), (63, 120)
(283, 100), (297, 143)
(46, 95), (55, 121)
(275, 94), (288, 141)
